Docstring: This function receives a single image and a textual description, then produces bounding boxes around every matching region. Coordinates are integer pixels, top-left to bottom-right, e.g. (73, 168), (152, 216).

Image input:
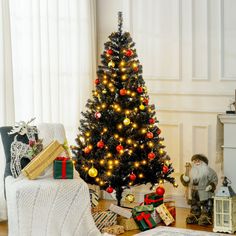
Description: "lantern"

(213, 177), (236, 234)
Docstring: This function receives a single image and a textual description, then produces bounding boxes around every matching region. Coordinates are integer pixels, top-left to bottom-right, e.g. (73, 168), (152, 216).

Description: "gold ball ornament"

(123, 117), (131, 126)
(139, 104), (145, 110)
(108, 61), (115, 68)
(125, 194), (135, 203)
(88, 167), (98, 177)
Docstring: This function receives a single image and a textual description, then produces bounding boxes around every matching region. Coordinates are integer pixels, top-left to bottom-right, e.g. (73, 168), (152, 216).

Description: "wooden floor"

(0, 220), (8, 236)
(0, 199), (232, 236)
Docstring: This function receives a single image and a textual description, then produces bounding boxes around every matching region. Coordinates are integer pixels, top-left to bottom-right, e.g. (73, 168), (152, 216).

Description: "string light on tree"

(123, 117), (131, 126)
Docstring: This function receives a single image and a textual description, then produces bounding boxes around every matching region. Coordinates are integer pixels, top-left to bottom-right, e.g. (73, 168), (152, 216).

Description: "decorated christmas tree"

(72, 12), (177, 206)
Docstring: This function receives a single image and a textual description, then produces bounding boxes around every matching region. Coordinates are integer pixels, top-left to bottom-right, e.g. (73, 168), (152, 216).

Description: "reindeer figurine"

(8, 118), (39, 178)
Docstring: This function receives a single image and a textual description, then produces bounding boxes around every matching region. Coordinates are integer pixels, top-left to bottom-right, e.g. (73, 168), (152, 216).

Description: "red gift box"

(164, 201), (176, 220)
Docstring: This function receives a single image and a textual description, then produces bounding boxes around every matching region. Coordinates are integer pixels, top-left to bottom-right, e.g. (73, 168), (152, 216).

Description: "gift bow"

(144, 195), (163, 205)
(56, 157), (70, 178)
(135, 212), (153, 228)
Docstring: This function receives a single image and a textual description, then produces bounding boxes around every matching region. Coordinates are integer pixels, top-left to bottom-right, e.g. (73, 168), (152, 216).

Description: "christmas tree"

(72, 12), (176, 206)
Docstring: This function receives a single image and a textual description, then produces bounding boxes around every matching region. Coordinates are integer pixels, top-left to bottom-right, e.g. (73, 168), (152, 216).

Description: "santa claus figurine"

(180, 154), (218, 225)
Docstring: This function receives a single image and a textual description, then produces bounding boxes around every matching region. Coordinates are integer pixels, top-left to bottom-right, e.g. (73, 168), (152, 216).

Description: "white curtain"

(0, 0), (15, 221)
(0, 0), (96, 221)
(9, 0), (97, 143)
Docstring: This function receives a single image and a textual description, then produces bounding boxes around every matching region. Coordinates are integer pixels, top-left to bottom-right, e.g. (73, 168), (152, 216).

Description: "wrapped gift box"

(164, 201), (176, 220)
(151, 207), (162, 224)
(101, 225), (124, 235)
(117, 216), (139, 231)
(89, 189), (99, 208)
(144, 192), (163, 207)
(92, 210), (117, 231)
(133, 205), (154, 213)
(109, 204), (132, 219)
(22, 140), (64, 180)
(53, 157), (73, 179)
(132, 205), (156, 231)
(156, 204), (175, 226)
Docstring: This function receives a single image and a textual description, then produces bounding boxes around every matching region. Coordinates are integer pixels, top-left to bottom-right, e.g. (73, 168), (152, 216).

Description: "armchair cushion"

(0, 127), (30, 178)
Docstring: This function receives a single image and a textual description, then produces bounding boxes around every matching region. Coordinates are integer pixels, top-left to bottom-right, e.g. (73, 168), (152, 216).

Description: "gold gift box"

(101, 225), (125, 235)
(22, 140), (64, 180)
(117, 216), (139, 231)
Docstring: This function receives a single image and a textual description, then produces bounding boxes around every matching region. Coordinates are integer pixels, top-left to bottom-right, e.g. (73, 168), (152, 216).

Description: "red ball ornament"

(157, 129), (161, 135)
(156, 186), (165, 196)
(95, 112), (101, 119)
(137, 87), (143, 94)
(94, 79), (100, 85)
(125, 49), (133, 57)
(106, 186), (114, 193)
(129, 173), (136, 181)
(106, 49), (113, 55)
(97, 140), (105, 149)
(143, 98), (149, 105)
(119, 88), (127, 96)
(116, 144), (124, 152)
(146, 132), (154, 139)
(84, 146), (91, 154)
(149, 118), (155, 124)
(133, 66), (139, 72)
(162, 166), (169, 174)
(148, 152), (156, 160)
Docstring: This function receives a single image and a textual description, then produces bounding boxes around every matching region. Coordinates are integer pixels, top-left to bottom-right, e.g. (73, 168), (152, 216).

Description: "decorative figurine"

(180, 154), (218, 225)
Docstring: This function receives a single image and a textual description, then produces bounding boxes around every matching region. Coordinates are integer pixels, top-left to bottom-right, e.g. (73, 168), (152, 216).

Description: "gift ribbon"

(144, 195), (163, 205)
(135, 212), (153, 228)
(56, 157), (70, 179)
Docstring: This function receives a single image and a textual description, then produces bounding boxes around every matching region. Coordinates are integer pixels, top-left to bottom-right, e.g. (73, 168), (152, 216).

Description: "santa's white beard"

(190, 162), (209, 183)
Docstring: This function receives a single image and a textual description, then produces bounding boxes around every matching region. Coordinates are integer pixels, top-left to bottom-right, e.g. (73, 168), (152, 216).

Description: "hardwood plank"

(0, 221), (8, 236)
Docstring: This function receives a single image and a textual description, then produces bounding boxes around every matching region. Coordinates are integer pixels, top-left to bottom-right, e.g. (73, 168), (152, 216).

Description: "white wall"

(97, 0), (236, 206)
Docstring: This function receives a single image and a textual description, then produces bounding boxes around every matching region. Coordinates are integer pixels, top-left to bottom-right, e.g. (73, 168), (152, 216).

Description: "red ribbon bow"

(135, 212), (153, 228)
(144, 195), (163, 205)
(56, 157), (70, 179)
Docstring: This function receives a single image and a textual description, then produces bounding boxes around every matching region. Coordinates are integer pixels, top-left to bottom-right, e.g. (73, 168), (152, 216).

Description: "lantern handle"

(222, 176), (231, 187)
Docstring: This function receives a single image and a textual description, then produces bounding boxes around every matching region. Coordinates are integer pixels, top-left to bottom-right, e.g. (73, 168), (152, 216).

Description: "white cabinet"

(218, 114), (236, 191)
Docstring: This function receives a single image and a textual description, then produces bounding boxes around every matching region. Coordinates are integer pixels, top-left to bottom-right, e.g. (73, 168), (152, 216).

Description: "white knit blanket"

(6, 170), (103, 236)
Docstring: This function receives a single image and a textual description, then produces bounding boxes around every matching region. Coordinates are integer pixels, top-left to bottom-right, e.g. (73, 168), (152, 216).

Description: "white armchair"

(2, 123), (101, 236)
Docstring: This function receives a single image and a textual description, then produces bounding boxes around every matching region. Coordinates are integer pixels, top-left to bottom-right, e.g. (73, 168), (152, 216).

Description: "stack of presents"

(22, 140), (74, 180)
(90, 190), (176, 235)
